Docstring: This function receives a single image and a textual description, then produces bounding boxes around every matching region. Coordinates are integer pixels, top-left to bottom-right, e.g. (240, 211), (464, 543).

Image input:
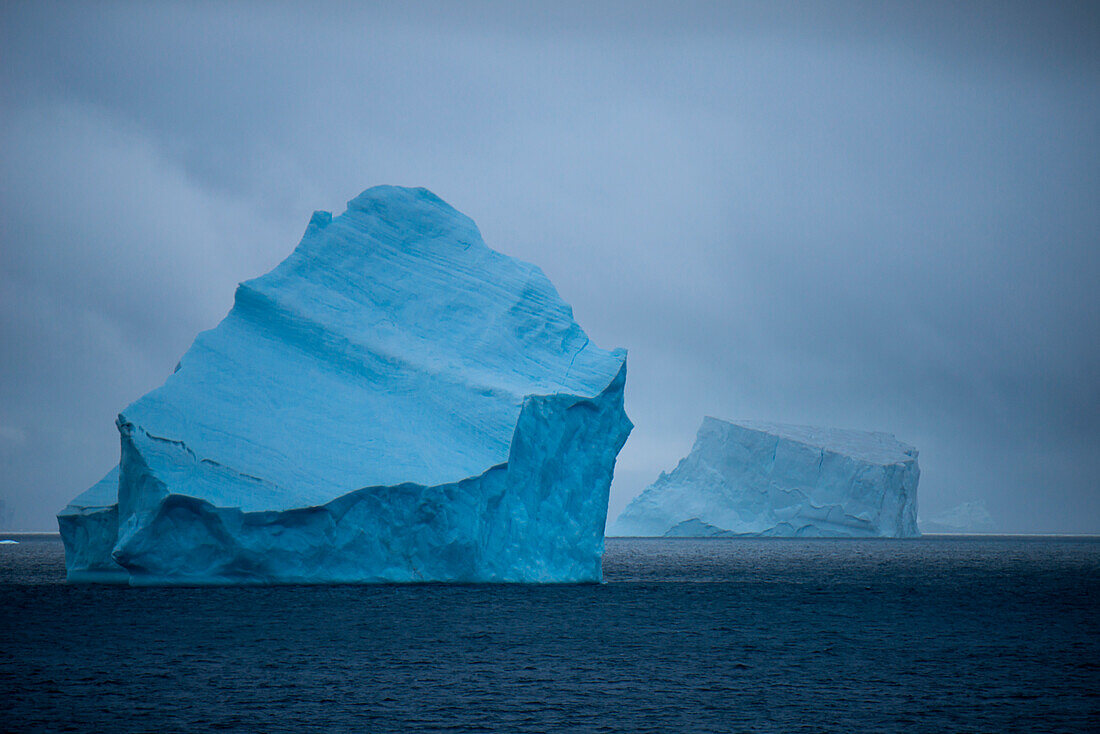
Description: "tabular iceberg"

(59, 186), (632, 584)
(609, 417), (919, 538)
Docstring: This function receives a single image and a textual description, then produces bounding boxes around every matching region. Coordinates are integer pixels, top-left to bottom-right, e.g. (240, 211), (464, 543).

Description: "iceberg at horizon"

(59, 186), (632, 584)
(920, 500), (996, 534)
(609, 417), (919, 538)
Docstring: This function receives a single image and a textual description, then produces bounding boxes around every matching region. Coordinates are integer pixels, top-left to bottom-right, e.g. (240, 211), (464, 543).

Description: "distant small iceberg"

(0, 539), (18, 545)
(920, 500), (997, 534)
(609, 418), (920, 538)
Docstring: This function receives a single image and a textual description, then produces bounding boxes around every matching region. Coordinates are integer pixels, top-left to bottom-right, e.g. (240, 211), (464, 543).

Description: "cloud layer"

(2, 1), (1097, 531)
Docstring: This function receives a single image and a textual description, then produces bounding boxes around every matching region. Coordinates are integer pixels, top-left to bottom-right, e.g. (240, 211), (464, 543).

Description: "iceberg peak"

(59, 185), (632, 584)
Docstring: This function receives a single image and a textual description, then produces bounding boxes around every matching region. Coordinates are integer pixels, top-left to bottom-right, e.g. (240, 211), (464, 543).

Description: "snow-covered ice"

(609, 417), (919, 538)
(58, 186), (632, 584)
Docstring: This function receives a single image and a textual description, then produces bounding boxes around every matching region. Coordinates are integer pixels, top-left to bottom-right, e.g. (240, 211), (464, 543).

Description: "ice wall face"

(59, 186), (632, 584)
(56, 467), (127, 583)
(609, 418), (919, 538)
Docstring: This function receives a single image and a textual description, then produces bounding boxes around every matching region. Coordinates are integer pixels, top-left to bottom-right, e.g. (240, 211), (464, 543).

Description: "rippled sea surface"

(1, 535), (1097, 732)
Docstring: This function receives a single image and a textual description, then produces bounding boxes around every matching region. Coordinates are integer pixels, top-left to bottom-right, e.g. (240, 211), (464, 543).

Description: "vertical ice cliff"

(57, 467), (126, 582)
(609, 418), (919, 538)
(59, 186), (632, 584)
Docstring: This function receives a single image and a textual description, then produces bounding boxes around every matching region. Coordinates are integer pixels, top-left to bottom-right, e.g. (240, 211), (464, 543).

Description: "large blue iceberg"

(609, 418), (919, 538)
(58, 186), (632, 584)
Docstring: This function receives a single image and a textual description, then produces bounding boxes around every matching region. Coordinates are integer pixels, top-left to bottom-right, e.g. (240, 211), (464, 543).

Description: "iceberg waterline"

(59, 186), (632, 584)
(609, 418), (920, 538)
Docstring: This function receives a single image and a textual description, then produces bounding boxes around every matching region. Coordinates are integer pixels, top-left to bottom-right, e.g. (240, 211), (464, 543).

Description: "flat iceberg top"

(609, 416), (920, 538)
(714, 418), (917, 466)
(106, 186), (624, 512)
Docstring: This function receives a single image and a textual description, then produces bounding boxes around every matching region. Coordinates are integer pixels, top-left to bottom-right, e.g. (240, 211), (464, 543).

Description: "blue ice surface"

(58, 186), (632, 584)
(609, 417), (920, 538)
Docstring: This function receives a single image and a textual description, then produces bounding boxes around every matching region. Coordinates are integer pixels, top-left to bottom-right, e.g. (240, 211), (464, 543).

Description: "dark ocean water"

(1, 535), (1097, 733)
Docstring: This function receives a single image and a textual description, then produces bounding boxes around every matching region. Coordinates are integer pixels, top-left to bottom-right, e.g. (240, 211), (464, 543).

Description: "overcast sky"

(1, 1), (1097, 532)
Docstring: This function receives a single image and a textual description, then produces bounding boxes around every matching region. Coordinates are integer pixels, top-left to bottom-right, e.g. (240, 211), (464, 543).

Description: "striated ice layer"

(59, 186), (632, 584)
(609, 417), (919, 538)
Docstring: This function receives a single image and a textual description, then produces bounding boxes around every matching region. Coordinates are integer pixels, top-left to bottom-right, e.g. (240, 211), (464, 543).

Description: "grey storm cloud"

(1, 1), (1097, 531)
